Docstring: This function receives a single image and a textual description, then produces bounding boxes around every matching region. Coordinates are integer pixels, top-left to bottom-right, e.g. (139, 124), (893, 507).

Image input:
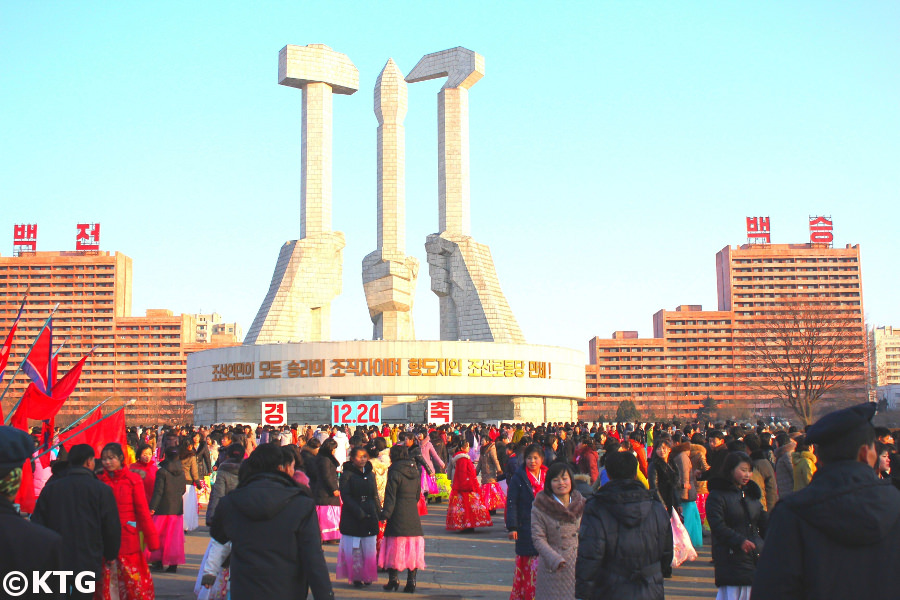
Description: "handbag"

(417, 493), (428, 516)
(670, 507), (698, 567)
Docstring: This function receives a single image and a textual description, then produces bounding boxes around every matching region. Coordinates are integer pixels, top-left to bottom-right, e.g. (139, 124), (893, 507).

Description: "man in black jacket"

(0, 426), (64, 600)
(752, 402), (900, 599)
(576, 451), (673, 600)
(32, 443), (120, 599)
(210, 443), (334, 599)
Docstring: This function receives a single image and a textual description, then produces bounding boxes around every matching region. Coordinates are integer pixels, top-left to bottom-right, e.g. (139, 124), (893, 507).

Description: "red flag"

(0, 292), (27, 388)
(14, 455), (36, 514)
(63, 408), (128, 464)
(10, 354), (89, 431)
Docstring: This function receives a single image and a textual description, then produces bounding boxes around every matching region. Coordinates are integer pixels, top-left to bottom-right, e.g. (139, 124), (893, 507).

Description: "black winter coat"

(575, 479), (673, 600)
(752, 460), (900, 599)
(300, 449), (318, 487)
(205, 460), (239, 525)
(209, 471), (334, 600)
(312, 454), (341, 506)
(505, 467), (540, 556)
(0, 497), (63, 596)
(149, 459), (187, 515)
(32, 466), (120, 578)
(647, 455), (678, 512)
(706, 478), (767, 587)
(380, 459), (423, 537)
(339, 462), (379, 537)
(196, 442), (212, 478)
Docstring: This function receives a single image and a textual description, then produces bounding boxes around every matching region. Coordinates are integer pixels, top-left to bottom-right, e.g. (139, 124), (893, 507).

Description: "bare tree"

(738, 301), (868, 426)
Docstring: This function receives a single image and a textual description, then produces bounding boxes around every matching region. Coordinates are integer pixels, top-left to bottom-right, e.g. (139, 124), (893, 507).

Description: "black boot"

(383, 569), (399, 591)
(150, 561), (163, 572)
(403, 569), (417, 593)
(165, 565), (177, 573)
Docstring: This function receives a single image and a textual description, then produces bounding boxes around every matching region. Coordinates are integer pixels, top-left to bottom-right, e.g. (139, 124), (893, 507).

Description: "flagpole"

(2, 304), (60, 423)
(57, 395), (113, 436)
(32, 399), (133, 462)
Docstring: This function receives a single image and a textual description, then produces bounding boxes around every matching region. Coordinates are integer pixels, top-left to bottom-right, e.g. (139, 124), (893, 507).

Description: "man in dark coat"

(205, 443), (243, 525)
(0, 426), (64, 600)
(752, 402), (900, 599)
(576, 451), (673, 600)
(32, 444), (121, 598)
(700, 430), (728, 481)
(210, 443), (333, 599)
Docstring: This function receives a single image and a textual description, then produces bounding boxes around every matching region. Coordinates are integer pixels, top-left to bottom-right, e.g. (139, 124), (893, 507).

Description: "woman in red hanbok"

(446, 441), (493, 532)
(96, 442), (159, 600)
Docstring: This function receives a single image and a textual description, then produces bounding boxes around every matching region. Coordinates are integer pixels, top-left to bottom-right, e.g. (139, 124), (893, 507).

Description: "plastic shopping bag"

(671, 507), (698, 567)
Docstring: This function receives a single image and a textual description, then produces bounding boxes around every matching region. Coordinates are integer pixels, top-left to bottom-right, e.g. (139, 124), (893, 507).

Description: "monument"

(187, 44), (583, 425)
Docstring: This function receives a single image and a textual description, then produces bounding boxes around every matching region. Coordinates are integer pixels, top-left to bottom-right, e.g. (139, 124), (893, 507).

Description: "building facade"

(873, 326), (900, 386)
(0, 251), (240, 425)
(584, 243), (868, 420)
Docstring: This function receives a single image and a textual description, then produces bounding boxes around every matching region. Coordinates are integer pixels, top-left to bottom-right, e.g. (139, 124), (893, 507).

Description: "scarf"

(526, 465), (549, 495)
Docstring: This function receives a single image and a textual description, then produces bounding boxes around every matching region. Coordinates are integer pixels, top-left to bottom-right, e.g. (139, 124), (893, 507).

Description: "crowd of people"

(1, 405), (899, 599)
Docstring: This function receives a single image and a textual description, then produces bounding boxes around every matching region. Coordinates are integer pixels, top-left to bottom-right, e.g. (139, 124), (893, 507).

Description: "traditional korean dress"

(446, 451), (493, 531)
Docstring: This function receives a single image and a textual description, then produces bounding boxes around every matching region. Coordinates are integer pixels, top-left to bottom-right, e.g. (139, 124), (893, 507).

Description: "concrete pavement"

(154, 504), (716, 599)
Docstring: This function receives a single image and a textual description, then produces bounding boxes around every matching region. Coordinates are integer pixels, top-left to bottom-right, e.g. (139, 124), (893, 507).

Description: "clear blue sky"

(2, 2), (898, 355)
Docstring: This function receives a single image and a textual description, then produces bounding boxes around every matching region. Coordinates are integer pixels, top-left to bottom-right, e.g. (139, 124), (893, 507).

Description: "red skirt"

(94, 553), (154, 600)
(509, 555), (537, 600)
(445, 490), (493, 531)
(481, 482), (507, 511)
(697, 492), (709, 523)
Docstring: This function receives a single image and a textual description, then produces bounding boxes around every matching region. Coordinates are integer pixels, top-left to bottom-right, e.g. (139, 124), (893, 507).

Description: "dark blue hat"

(0, 426), (35, 470)
(806, 402), (876, 446)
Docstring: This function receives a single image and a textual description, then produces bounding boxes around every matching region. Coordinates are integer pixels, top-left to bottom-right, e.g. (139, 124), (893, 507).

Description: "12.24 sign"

(332, 401), (381, 426)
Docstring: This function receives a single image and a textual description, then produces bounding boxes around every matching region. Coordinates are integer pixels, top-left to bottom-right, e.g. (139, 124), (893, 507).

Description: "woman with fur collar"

(706, 452), (768, 600)
(530, 462), (585, 600)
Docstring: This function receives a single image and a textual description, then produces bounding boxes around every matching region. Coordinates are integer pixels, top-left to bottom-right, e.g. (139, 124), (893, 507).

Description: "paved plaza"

(155, 505), (716, 599)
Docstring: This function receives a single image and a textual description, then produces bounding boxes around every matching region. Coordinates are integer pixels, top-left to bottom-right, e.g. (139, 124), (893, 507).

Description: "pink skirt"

(377, 536), (426, 571)
(316, 504), (342, 541)
(336, 535), (378, 583)
(481, 482), (507, 511)
(148, 514), (185, 565)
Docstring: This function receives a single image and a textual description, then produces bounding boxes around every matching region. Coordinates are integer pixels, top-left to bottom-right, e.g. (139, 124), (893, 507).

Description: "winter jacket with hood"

(752, 460), (900, 599)
(339, 461), (380, 538)
(774, 440), (796, 500)
(706, 478), (767, 587)
(792, 450), (816, 491)
(209, 471), (334, 600)
(206, 460), (240, 525)
(149, 458), (187, 515)
(575, 478), (673, 600)
(531, 490), (586, 600)
(380, 458), (424, 538)
(97, 467), (159, 556)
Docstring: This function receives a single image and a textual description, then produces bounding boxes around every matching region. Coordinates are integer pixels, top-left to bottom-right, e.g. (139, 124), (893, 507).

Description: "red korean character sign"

(76, 223), (101, 250)
(746, 216), (771, 244)
(261, 400), (287, 427)
(13, 223), (37, 254)
(809, 216), (833, 245)
(427, 400), (453, 425)
(332, 400), (381, 426)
